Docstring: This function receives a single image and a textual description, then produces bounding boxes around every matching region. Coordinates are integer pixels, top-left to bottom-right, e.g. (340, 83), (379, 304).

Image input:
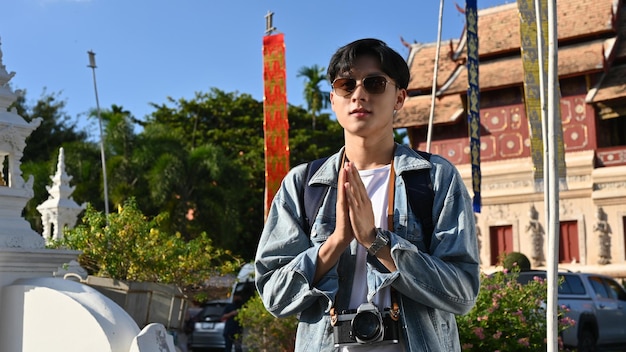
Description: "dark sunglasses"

(331, 76), (397, 97)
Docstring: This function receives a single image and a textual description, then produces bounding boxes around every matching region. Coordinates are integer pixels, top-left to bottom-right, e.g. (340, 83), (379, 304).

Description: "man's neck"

(344, 136), (395, 170)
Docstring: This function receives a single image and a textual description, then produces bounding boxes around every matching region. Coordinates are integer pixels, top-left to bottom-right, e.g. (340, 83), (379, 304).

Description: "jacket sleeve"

(389, 155), (481, 315)
(254, 165), (338, 318)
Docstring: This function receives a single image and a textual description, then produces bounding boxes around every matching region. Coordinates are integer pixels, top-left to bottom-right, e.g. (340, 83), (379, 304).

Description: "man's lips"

(350, 108), (371, 115)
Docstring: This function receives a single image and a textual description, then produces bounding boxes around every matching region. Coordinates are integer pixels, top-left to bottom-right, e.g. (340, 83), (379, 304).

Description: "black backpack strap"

(402, 151), (434, 251)
(300, 157), (330, 233)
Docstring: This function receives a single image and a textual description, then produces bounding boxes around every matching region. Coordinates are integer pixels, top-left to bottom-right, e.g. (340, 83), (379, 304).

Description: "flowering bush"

(457, 265), (575, 351)
(50, 198), (243, 288)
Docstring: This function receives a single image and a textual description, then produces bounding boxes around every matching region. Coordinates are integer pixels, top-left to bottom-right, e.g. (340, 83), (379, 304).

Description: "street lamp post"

(87, 51), (109, 218)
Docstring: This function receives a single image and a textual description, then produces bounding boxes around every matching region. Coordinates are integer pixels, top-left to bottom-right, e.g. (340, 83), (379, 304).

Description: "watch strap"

(367, 229), (389, 256)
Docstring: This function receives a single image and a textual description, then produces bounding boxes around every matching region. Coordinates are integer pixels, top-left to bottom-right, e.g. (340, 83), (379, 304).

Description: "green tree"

(145, 89), (343, 259)
(52, 198), (243, 289)
(297, 64), (330, 130)
(99, 104), (141, 209)
(15, 89), (88, 163)
(11, 89), (94, 232)
(140, 127), (243, 246)
(16, 86), (345, 261)
(394, 128), (408, 145)
(145, 90), (265, 258)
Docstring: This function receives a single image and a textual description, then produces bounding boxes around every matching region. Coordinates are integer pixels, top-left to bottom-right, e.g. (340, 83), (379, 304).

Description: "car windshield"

(516, 272), (586, 295)
(198, 302), (228, 322)
(605, 278), (626, 301)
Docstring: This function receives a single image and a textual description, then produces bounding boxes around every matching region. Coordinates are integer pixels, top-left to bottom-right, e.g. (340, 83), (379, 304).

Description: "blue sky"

(2, 0), (509, 137)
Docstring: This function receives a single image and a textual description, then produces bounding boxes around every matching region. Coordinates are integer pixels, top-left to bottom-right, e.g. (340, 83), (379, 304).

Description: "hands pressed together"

(313, 162), (396, 284)
(335, 161), (376, 248)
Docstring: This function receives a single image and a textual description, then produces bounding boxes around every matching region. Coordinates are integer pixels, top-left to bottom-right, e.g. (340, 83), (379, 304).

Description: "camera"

(332, 303), (400, 347)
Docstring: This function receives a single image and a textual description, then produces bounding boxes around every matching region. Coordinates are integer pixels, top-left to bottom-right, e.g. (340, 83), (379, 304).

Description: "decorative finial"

(0, 37), (16, 84)
(87, 50), (97, 69)
(265, 11), (277, 35)
(0, 37), (18, 110)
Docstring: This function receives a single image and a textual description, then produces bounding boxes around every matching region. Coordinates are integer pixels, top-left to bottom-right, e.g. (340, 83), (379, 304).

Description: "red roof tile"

(406, 42), (465, 91)
(394, 95), (464, 128)
(443, 38), (608, 94)
(476, 0), (616, 56)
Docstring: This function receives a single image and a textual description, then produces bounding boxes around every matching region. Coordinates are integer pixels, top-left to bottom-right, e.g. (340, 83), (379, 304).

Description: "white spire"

(37, 148), (86, 243)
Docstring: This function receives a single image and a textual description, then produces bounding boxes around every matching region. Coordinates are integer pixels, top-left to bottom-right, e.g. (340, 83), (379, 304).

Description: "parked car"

(517, 270), (626, 352)
(187, 300), (230, 351)
(232, 263), (255, 303)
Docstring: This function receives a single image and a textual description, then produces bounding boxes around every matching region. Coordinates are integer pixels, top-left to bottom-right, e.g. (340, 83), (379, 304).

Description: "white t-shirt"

(341, 165), (404, 352)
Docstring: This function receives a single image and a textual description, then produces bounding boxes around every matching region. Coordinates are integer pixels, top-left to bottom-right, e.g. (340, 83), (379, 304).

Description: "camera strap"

(330, 148), (401, 326)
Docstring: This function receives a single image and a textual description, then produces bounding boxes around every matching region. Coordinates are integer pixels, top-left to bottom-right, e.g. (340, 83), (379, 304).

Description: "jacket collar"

(308, 143), (432, 187)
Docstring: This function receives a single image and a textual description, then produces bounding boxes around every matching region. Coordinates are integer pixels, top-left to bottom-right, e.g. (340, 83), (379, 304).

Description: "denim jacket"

(255, 144), (480, 352)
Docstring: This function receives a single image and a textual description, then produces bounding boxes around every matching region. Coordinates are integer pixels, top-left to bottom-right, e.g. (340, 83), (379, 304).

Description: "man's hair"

(326, 38), (410, 89)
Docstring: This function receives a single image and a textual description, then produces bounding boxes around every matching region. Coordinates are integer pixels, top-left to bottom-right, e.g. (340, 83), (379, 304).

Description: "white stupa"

(0, 37), (45, 249)
(37, 147), (86, 243)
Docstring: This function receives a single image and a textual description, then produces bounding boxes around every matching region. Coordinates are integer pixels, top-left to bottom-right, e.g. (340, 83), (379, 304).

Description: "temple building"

(394, 0), (626, 274)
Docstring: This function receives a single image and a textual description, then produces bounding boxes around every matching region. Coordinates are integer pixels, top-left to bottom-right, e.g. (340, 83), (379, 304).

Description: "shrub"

(457, 265), (575, 351)
(501, 251), (531, 271)
(50, 198), (243, 290)
(237, 294), (297, 352)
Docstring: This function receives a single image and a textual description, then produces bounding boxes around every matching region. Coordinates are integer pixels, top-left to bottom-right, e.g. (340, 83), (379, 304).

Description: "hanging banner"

(263, 33), (290, 220)
(518, 0), (544, 187)
(466, 0), (481, 213)
(517, 0), (566, 189)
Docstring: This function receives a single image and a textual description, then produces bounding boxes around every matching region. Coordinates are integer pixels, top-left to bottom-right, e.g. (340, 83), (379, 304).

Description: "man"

(255, 38), (480, 351)
(222, 292), (243, 352)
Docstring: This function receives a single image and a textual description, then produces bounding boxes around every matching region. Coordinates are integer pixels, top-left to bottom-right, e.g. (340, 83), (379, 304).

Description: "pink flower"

(513, 309), (527, 323)
(560, 316), (576, 327)
(473, 327), (485, 340)
(517, 337), (530, 347)
(493, 331), (502, 339)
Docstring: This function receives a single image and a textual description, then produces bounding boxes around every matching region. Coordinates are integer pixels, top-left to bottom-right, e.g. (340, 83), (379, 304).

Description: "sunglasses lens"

(332, 76), (390, 96)
(332, 78), (357, 96)
(363, 76), (388, 94)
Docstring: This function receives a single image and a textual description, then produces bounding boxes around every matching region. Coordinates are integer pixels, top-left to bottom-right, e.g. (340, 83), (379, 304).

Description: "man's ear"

(394, 89), (407, 110)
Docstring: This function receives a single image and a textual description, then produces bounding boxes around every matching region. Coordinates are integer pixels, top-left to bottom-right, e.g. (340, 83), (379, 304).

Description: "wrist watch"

(367, 229), (390, 256)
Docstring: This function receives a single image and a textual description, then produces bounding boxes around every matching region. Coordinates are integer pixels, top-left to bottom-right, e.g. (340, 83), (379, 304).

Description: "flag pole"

(426, 0), (445, 153)
(87, 51), (109, 219)
(545, 0), (560, 350)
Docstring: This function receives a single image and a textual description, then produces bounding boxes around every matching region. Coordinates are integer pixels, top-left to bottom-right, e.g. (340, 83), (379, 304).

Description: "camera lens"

(352, 311), (382, 341)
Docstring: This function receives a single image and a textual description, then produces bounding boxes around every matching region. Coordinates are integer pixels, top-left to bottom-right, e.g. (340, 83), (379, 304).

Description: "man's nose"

(351, 83), (368, 100)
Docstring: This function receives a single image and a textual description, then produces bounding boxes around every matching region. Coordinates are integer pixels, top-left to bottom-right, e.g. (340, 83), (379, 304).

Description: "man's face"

(329, 56), (406, 140)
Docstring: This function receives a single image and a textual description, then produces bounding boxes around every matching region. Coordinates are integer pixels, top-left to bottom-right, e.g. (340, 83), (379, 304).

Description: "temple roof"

(444, 38), (609, 95)
(395, 0), (624, 128)
(474, 1), (617, 57)
(588, 0), (626, 103)
(396, 95), (464, 128)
